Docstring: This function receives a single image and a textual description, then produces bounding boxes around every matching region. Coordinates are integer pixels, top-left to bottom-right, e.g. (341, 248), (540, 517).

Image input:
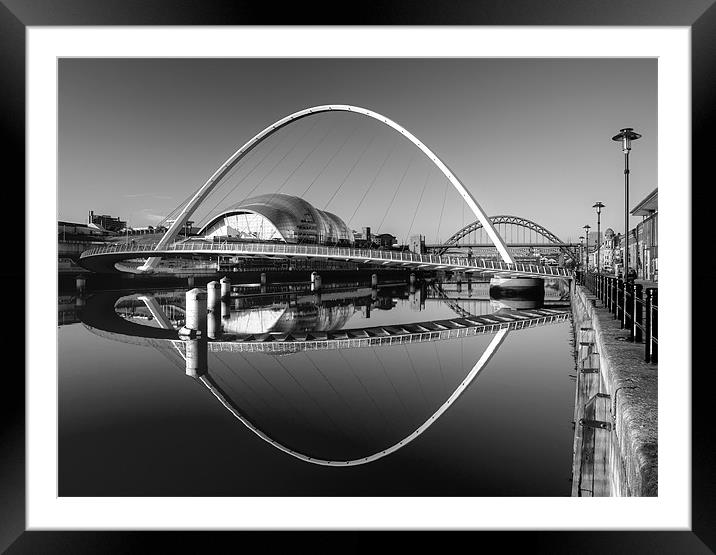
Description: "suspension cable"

(192, 126), (292, 228)
(323, 131), (379, 211)
(298, 123), (360, 199)
(376, 151), (416, 234)
(346, 137), (398, 228)
(370, 347), (412, 422)
(435, 179), (449, 244)
(404, 169), (430, 245)
(227, 116), (321, 216)
(272, 353), (350, 440)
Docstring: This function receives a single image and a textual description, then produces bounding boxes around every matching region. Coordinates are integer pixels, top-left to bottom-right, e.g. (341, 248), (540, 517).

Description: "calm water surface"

(59, 278), (576, 496)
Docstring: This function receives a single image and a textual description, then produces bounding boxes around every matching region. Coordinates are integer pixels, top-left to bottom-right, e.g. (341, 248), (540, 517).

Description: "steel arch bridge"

(435, 215), (579, 262)
(138, 103), (514, 270)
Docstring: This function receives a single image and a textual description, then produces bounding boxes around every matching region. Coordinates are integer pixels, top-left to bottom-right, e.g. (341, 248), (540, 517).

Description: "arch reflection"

(74, 280), (570, 466)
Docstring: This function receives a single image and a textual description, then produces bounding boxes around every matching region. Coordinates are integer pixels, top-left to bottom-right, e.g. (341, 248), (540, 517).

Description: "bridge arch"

(438, 215), (578, 262)
(141, 104), (514, 270)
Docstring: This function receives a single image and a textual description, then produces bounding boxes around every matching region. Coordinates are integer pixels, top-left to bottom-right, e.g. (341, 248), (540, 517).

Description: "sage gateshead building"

(198, 193), (354, 246)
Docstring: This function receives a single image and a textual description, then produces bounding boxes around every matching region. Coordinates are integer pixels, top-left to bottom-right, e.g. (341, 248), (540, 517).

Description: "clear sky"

(58, 58), (656, 243)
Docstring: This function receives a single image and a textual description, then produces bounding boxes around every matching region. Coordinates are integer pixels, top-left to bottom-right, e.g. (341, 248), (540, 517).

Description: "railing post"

(626, 281), (634, 340)
(610, 277), (616, 315)
(651, 289), (658, 364)
(634, 283), (643, 343)
(644, 288), (653, 363)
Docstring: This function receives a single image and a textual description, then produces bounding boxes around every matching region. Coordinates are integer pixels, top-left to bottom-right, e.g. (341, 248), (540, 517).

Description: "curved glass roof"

(200, 193), (354, 244)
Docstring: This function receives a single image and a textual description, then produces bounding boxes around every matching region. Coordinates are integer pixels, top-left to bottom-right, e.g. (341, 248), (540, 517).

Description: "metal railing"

(576, 271), (657, 364)
(79, 241), (574, 277)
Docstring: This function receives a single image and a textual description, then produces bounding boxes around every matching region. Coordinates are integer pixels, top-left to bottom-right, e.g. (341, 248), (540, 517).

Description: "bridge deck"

(79, 241), (574, 278)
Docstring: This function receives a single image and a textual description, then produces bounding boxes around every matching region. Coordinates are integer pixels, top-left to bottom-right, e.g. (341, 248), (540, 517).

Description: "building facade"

(198, 193), (354, 246)
(88, 210), (126, 233)
(630, 188), (658, 282)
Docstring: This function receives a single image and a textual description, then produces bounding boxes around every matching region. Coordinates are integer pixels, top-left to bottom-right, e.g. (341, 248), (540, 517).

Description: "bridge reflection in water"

(76, 280), (571, 466)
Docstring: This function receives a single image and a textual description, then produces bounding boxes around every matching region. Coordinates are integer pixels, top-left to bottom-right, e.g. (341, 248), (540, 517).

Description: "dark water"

(59, 278), (576, 496)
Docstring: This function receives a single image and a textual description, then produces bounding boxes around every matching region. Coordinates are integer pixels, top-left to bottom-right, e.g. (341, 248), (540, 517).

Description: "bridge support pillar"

(371, 274), (378, 288)
(221, 299), (230, 321)
(220, 276), (231, 299)
(187, 276), (195, 287)
(409, 273), (416, 286)
(75, 275), (86, 294)
(260, 272), (267, 286)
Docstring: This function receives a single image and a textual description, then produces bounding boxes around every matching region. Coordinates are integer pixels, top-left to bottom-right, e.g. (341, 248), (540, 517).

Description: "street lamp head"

(612, 127), (642, 153)
(592, 201), (605, 213)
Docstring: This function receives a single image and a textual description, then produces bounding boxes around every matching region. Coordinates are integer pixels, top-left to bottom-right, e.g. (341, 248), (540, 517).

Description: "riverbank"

(570, 281), (658, 496)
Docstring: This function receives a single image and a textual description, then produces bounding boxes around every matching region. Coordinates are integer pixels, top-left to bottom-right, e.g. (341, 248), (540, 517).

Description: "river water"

(58, 277), (576, 496)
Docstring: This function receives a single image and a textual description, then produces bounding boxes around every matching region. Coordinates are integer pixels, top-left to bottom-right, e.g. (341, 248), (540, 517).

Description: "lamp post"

(611, 128), (641, 277)
(612, 128), (641, 329)
(592, 202), (605, 273)
(579, 236), (585, 277)
(583, 224), (591, 271)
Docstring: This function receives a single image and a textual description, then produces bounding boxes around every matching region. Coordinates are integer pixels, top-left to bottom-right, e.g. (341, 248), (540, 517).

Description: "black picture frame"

(3, 1), (712, 552)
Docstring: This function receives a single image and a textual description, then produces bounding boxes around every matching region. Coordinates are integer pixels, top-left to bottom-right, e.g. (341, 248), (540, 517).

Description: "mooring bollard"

(371, 273), (378, 288)
(207, 310), (220, 340)
(207, 281), (220, 312)
(185, 288), (207, 336)
(220, 276), (231, 299)
(184, 338), (208, 378)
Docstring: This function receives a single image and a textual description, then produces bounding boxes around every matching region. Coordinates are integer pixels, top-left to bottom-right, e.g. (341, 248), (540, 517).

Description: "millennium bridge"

(78, 104), (574, 280)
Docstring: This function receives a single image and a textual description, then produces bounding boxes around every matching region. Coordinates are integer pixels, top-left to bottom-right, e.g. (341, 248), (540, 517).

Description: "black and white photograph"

(4, 10), (708, 549)
(57, 56), (658, 498)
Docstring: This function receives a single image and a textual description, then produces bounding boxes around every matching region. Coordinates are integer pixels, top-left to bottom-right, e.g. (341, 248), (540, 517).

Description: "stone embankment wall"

(570, 282), (657, 496)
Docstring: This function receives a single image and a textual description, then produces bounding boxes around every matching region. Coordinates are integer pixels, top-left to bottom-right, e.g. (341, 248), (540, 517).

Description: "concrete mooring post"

(207, 281), (220, 311)
(207, 310), (220, 340)
(185, 288), (207, 337)
(184, 338), (208, 378)
(220, 276), (231, 299)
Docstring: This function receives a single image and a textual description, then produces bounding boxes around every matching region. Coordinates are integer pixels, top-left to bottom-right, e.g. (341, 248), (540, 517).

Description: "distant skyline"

(58, 58), (656, 243)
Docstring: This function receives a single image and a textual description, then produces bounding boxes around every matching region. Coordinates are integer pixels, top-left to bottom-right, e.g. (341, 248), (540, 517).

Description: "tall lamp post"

(583, 224), (591, 271)
(592, 202), (605, 273)
(579, 235), (585, 274)
(611, 128), (641, 277)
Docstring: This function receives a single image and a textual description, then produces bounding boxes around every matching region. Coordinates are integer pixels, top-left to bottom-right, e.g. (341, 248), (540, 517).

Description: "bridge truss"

(433, 215), (579, 263)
